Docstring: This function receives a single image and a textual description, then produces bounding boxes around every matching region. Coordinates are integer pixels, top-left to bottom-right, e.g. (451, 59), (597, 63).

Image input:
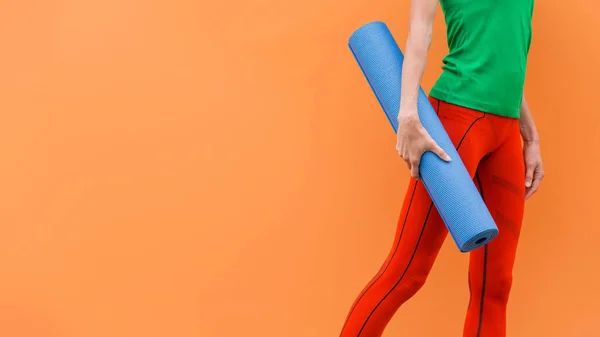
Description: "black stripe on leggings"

(342, 100), (446, 333)
(339, 182), (419, 334)
(457, 114), (485, 149)
(468, 172), (483, 310)
(476, 246), (489, 337)
(475, 172), (488, 337)
(356, 116), (484, 336)
(356, 202), (435, 336)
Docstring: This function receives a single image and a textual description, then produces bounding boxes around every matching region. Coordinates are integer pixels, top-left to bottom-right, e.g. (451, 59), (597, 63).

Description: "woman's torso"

(429, 0), (535, 119)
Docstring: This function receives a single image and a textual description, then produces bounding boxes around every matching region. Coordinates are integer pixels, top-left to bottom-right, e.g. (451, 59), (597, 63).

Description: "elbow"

(407, 21), (433, 49)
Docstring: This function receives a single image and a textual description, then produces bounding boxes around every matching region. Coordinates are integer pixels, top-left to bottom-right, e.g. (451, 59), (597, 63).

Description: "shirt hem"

(429, 88), (521, 119)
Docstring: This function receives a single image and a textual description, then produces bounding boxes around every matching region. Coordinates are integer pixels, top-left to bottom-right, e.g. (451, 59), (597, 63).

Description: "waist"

(429, 66), (525, 119)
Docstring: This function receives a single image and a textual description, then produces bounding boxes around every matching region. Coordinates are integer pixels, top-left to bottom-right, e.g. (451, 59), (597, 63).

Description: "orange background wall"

(0, 0), (598, 336)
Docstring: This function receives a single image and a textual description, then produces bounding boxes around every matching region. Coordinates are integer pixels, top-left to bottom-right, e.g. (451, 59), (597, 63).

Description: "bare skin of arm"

(520, 93), (545, 199)
(396, 0), (450, 180)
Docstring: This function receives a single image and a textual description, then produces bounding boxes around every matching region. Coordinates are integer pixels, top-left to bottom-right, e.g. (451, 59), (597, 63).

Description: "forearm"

(398, 0), (438, 120)
(519, 93), (539, 143)
(399, 23), (433, 117)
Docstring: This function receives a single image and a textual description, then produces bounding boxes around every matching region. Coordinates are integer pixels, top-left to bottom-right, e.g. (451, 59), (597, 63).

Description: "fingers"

(396, 128), (447, 180)
(430, 142), (451, 162)
(525, 178), (540, 200)
(410, 159), (421, 180)
(422, 132), (450, 162)
(525, 167), (545, 200)
(525, 164), (534, 188)
(400, 154), (420, 180)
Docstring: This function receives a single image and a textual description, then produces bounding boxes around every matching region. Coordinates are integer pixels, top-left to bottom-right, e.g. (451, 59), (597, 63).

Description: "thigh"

(378, 98), (496, 280)
(470, 120), (525, 285)
(432, 98), (495, 176)
(387, 97), (498, 274)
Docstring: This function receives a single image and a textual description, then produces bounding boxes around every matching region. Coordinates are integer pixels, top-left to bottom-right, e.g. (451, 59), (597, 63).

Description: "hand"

(396, 113), (451, 179)
(523, 139), (544, 199)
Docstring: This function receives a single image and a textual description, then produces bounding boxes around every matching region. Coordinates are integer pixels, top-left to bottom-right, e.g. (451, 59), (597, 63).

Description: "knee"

(405, 270), (428, 295)
(380, 264), (429, 297)
(485, 274), (513, 303)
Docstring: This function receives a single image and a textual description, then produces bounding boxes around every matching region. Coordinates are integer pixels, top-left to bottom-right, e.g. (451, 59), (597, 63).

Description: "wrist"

(398, 104), (418, 121)
(519, 123), (538, 144)
(522, 133), (540, 145)
(521, 129), (539, 142)
(523, 139), (540, 147)
(398, 112), (419, 124)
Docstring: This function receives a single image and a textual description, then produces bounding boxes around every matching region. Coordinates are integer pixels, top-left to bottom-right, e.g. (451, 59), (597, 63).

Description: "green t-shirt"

(429, 0), (535, 118)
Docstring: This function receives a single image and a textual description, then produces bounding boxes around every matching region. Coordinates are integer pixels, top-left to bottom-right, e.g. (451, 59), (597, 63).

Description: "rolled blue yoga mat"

(348, 21), (498, 252)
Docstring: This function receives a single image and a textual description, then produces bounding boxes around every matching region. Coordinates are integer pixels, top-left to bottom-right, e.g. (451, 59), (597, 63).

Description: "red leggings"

(340, 98), (526, 337)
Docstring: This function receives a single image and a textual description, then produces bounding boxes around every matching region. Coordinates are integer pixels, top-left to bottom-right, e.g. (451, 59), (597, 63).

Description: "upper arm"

(409, 0), (439, 32)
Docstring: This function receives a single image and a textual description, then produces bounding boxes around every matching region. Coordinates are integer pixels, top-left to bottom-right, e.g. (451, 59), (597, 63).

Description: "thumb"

(429, 140), (451, 162)
(525, 165), (534, 187)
